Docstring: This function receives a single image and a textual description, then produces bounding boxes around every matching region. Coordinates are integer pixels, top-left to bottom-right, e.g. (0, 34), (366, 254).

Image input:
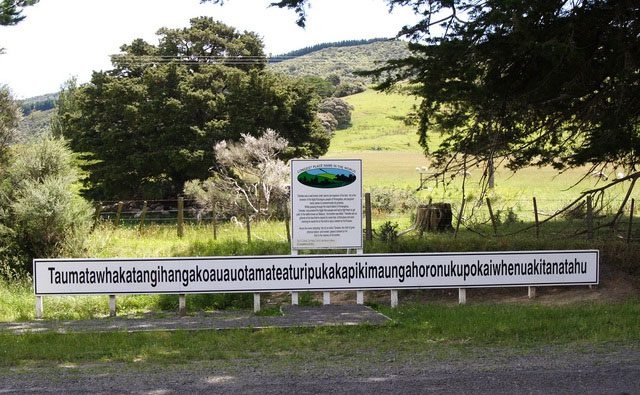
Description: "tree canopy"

(0, 0), (38, 53)
(205, 0), (640, 179)
(0, 0), (38, 26)
(55, 17), (329, 200)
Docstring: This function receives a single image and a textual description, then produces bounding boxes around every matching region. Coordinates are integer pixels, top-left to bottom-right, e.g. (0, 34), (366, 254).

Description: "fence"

(94, 192), (640, 244)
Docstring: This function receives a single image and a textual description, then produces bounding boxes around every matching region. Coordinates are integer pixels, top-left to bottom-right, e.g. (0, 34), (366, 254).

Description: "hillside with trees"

(268, 39), (410, 85)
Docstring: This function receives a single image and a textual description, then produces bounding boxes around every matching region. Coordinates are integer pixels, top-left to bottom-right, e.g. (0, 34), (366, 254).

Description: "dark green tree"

(204, 0), (640, 179)
(55, 18), (328, 200)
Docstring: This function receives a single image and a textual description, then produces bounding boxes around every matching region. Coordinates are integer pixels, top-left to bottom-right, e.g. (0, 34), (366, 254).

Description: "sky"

(0, 0), (420, 99)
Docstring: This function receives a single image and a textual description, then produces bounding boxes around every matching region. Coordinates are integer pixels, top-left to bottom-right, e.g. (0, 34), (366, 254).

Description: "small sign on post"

(290, 159), (363, 250)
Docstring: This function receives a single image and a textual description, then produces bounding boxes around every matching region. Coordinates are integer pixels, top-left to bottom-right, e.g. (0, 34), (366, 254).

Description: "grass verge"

(0, 300), (637, 368)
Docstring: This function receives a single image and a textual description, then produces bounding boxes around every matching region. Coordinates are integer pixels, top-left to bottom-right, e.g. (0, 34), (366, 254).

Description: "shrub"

(0, 136), (92, 275)
(368, 187), (419, 213)
(333, 82), (366, 98)
(375, 221), (399, 243)
(318, 97), (354, 129)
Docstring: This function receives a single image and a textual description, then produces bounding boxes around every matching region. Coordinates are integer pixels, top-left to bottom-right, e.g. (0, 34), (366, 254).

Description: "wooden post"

(245, 208), (251, 243)
(212, 210), (218, 241)
(284, 208), (291, 244)
(35, 296), (43, 319)
(178, 294), (186, 316)
(458, 288), (467, 304)
(390, 290), (398, 308)
(586, 195), (594, 240)
(93, 202), (103, 228)
(627, 198), (635, 244)
(486, 198), (497, 236)
(454, 199), (466, 238)
(533, 197), (540, 239)
(138, 201), (148, 233)
(365, 192), (373, 242)
(253, 293), (260, 313)
(488, 157), (495, 189)
(528, 286), (537, 299)
(177, 197), (184, 238)
(323, 292), (331, 305)
(115, 201), (123, 226)
(109, 295), (117, 317)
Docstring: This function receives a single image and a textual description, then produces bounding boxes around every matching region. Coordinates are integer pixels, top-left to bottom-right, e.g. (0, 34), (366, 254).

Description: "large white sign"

(291, 159), (363, 249)
(34, 250), (598, 295)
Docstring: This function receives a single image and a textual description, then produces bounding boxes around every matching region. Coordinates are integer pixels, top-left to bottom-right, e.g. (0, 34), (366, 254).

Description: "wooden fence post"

(177, 197), (184, 238)
(586, 195), (594, 240)
(93, 202), (103, 228)
(533, 197), (540, 239)
(138, 201), (148, 233)
(245, 208), (251, 243)
(486, 198), (497, 236)
(454, 199), (466, 239)
(115, 201), (123, 227)
(212, 204), (218, 241)
(627, 198), (635, 244)
(365, 192), (373, 242)
(284, 203), (291, 244)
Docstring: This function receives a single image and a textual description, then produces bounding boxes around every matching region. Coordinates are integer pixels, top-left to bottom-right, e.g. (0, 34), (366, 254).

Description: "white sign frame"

(290, 159), (363, 250)
(34, 250), (598, 295)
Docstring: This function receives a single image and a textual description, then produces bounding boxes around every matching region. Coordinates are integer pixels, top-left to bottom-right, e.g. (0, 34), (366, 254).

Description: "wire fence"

(95, 191), (640, 244)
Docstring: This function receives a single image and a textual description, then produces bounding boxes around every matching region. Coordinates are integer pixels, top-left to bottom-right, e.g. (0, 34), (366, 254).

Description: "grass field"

(327, 90), (639, 220)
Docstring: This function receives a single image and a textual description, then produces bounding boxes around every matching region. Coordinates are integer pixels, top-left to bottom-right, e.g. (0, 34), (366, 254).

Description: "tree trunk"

(415, 203), (453, 234)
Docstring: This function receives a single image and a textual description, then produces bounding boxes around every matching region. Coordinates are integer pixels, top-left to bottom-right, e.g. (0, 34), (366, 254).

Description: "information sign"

(291, 159), (362, 249)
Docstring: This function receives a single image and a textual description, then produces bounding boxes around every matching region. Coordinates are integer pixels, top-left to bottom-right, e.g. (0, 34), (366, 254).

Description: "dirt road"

(1, 342), (638, 394)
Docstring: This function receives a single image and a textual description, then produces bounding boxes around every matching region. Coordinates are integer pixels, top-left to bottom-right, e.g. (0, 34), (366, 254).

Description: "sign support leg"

(323, 292), (331, 305)
(178, 294), (186, 316)
(528, 286), (536, 299)
(458, 288), (467, 304)
(109, 295), (117, 317)
(35, 296), (43, 319)
(253, 293), (261, 313)
(356, 248), (364, 304)
(291, 249), (299, 305)
(390, 290), (398, 308)
(356, 291), (364, 305)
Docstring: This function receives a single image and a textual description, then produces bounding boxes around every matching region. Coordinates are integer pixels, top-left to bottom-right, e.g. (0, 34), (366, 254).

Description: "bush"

(333, 82), (366, 98)
(375, 221), (399, 243)
(368, 187), (419, 213)
(318, 97), (354, 129)
(0, 136), (92, 275)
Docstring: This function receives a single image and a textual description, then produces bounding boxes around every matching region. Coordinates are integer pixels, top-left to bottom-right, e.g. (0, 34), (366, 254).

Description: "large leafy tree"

(55, 17), (328, 200)
(205, 0), (640, 179)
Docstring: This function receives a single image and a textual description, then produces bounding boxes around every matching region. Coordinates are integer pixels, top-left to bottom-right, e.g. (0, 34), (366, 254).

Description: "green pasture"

(327, 90), (639, 219)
